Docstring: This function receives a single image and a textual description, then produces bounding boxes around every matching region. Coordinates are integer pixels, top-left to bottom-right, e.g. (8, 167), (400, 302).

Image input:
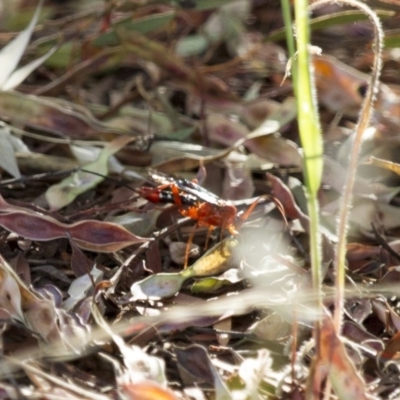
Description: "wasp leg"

(170, 183), (183, 207)
(204, 226), (214, 251)
(234, 197), (263, 232)
(184, 223), (198, 269)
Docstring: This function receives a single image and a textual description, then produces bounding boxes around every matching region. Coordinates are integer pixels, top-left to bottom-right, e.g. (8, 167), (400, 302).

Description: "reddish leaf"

(174, 344), (231, 399)
(0, 211), (148, 252)
(313, 54), (365, 116)
(380, 331), (400, 361)
(120, 381), (178, 400)
(174, 344), (217, 385)
(371, 297), (400, 333)
(267, 173), (335, 263)
(0, 254), (63, 343)
(68, 219), (148, 252)
(69, 237), (94, 277)
(266, 173), (305, 221)
(320, 315), (368, 400)
(342, 321), (383, 354)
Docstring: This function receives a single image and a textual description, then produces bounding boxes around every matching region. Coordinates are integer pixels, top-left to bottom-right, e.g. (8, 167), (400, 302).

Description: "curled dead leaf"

(181, 237), (238, 278)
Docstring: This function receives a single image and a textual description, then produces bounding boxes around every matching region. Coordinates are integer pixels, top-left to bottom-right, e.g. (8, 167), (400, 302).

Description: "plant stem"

(309, 0), (383, 334)
(281, 0), (297, 86)
(294, 0), (323, 314)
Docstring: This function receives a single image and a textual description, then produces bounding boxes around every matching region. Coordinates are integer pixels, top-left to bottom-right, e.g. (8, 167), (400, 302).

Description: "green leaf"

(44, 42), (74, 69)
(384, 29), (400, 48)
(165, 127), (196, 141)
(0, 124), (20, 179)
(45, 136), (134, 210)
(191, 269), (242, 293)
(176, 34), (210, 57)
(130, 273), (185, 300)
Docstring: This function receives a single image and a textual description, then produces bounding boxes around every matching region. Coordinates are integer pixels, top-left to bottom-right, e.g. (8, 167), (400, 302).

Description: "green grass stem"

(293, 0), (323, 312)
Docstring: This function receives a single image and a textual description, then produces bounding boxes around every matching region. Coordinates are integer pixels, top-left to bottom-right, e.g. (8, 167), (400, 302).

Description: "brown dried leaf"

(240, 98), (281, 129)
(313, 54), (400, 125)
(222, 164), (254, 200)
(23, 295), (62, 343)
(69, 219), (148, 252)
(69, 236), (94, 277)
(0, 253), (62, 343)
(380, 330), (400, 361)
(371, 297), (400, 332)
(266, 173), (306, 221)
(174, 343), (230, 400)
(342, 321), (383, 354)
(346, 243), (380, 261)
(120, 381), (179, 400)
(267, 173), (335, 263)
(0, 91), (133, 139)
(92, 302), (167, 386)
(250, 313), (291, 341)
(313, 54), (365, 116)
(320, 315), (368, 400)
(0, 266), (25, 322)
(247, 134), (302, 167)
(0, 211), (148, 252)
(206, 102), (301, 167)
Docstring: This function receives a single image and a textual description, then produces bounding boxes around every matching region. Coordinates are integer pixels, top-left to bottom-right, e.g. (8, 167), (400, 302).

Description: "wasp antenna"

(79, 168), (142, 194)
(0, 167), (80, 188)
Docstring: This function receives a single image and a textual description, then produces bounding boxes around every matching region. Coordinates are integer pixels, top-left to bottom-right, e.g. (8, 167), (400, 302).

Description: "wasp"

(139, 171), (259, 266)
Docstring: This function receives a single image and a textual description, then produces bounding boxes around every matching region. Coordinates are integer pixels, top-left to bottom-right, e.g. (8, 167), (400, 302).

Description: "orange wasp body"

(139, 171), (241, 234)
